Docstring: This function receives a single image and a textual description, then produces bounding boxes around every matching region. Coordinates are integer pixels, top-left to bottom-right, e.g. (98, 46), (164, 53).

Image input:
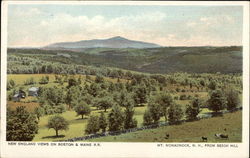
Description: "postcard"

(1, 1), (249, 158)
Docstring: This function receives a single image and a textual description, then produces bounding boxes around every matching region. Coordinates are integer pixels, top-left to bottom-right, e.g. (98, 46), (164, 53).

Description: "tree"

(208, 80), (217, 90)
(185, 98), (201, 121)
(226, 88), (240, 111)
(47, 115), (69, 137)
(95, 96), (113, 112)
(74, 101), (91, 119)
(99, 112), (108, 132)
(39, 76), (49, 84)
(148, 103), (161, 124)
(65, 86), (81, 109)
(95, 75), (104, 83)
(124, 105), (137, 129)
(85, 115), (100, 134)
(34, 106), (45, 121)
(154, 92), (173, 121)
(67, 77), (78, 88)
(143, 110), (153, 126)
(7, 106), (38, 141)
(208, 90), (227, 113)
(108, 105), (124, 131)
(7, 79), (15, 90)
(168, 104), (184, 125)
(133, 83), (148, 106)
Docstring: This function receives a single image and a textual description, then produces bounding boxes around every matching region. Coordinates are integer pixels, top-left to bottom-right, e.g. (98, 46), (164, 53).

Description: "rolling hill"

(7, 46), (242, 74)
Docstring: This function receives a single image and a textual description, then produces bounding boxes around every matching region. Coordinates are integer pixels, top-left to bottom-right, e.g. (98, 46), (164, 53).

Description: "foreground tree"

(74, 101), (91, 119)
(208, 90), (227, 113)
(154, 92), (173, 121)
(108, 105), (124, 131)
(168, 104), (184, 125)
(185, 98), (201, 121)
(99, 112), (108, 132)
(85, 115), (100, 134)
(7, 106), (38, 141)
(124, 105), (137, 129)
(226, 88), (240, 111)
(47, 115), (69, 137)
(148, 103), (161, 124)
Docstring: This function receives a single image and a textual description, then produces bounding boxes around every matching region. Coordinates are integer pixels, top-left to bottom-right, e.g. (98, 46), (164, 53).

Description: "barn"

(28, 87), (39, 96)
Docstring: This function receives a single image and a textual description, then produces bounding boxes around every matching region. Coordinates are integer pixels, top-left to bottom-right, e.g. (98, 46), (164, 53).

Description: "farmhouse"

(12, 90), (26, 102)
(28, 87), (39, 96)
(12, 93), (21, 102)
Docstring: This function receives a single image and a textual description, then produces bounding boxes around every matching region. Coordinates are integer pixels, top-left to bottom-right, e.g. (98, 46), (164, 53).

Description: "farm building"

(12, 90), (26, 102)
(12, 93), (21, 102)
(28, 87), (39, 96)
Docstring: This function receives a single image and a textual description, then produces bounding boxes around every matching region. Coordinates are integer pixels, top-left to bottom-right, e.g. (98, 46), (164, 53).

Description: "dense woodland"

(6, 47), (242, 142)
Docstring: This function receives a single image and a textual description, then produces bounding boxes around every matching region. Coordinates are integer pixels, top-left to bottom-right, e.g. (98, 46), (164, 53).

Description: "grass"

(87, 111), (242, 143)
(33, 106), (148, 141)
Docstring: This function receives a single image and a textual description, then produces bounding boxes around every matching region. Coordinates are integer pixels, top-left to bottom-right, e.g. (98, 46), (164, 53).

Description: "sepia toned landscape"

(6, 5), (243, 142)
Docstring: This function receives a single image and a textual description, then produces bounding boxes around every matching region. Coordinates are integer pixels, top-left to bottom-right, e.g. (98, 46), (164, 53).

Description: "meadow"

(88, 111), (242, 143)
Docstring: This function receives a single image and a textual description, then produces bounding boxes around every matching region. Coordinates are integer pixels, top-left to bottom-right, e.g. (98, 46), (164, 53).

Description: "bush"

(54, 104), (66, 114)
(179, 94), (187, 100)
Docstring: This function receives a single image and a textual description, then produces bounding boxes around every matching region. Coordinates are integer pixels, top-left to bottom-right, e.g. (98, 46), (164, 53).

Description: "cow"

(165, 134), (170, 139)
(201, 136), (208, 142)
(215, 133), (229, 139)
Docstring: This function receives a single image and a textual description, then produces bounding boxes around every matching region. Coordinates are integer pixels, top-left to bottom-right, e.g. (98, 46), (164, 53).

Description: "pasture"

(87, 111), (242, 142)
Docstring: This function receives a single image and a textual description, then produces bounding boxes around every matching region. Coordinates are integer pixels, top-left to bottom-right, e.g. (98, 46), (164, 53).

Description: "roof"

(13, 94), (20, 97)
(29, 87), (39, 91)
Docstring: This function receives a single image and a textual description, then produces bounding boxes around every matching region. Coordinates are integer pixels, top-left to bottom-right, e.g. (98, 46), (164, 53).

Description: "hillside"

(7, 46), (242, 74)
(44, 36), (161, 49)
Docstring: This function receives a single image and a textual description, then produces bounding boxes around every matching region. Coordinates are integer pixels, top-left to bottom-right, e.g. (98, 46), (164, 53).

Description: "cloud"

(7, 7), (242, 47)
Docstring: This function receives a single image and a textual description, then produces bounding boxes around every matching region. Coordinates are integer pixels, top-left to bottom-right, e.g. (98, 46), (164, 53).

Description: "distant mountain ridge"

(44, 36), (161, 49)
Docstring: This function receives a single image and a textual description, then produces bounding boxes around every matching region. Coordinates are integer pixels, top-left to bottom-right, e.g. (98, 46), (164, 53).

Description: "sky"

(7, 5), (243, 47)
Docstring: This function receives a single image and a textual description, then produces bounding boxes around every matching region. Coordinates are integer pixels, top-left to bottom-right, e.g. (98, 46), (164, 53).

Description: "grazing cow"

(165, 134), (170, 139)
(201, 136), (208, 142)
(215, 133), (229, 139)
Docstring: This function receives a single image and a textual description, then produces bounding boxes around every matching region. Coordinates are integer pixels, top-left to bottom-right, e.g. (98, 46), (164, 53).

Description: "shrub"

(179, 94), (187, 100)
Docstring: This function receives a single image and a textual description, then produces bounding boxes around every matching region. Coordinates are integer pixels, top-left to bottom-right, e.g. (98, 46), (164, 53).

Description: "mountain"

(44, 36), (161, 49)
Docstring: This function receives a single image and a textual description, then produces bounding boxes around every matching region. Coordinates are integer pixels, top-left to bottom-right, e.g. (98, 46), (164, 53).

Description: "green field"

(33, 106), (148, 141)
(88, 111), (242, 143)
